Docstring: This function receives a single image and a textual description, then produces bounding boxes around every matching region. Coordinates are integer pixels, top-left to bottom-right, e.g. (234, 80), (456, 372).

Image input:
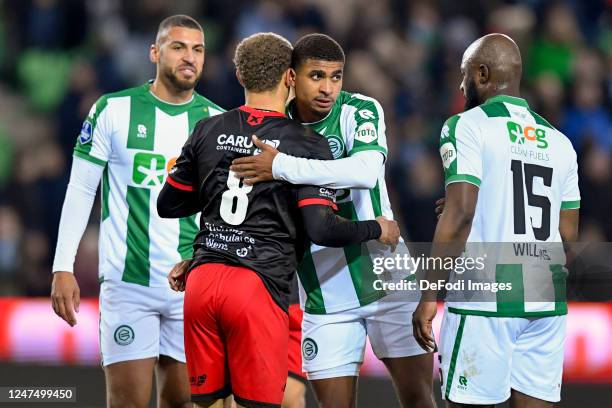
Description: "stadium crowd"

(0, 0), (609, 296)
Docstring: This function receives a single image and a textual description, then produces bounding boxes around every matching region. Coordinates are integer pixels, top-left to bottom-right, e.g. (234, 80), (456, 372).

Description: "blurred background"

(0, 0), (610, 407)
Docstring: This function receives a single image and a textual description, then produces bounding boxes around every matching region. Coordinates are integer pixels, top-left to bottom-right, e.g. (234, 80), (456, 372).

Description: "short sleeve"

(167, 129), (198, 192)
(73, 97), (112, 167)
(561, 149), (580, 209)
(440, 114), (482, 187)
(343, 95), (388, 157)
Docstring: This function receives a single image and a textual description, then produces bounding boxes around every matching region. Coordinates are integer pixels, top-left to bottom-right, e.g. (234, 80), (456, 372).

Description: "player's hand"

(230, 135), (278, 185)
(376, 216), (400, 251)
(51, 272), (80, 327)
(412, 301), (437, 352)
(435, 197), (445, 219)
(168, 259), (190, 292)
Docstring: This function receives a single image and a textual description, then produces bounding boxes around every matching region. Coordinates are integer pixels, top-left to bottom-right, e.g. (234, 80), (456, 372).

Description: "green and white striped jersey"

(288, 90), (394, 314)
(440, 95), (580, 317)
(74, 83), (224, 287)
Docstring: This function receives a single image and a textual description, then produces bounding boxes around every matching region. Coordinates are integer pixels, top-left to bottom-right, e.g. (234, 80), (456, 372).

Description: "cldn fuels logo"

(507, 121), (548, 149)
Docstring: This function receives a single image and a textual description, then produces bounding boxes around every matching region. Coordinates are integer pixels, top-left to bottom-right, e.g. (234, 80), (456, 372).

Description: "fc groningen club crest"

(114, 325), (135, 346)
(326, 135), (345, 159)
(302, 337), (318, 361)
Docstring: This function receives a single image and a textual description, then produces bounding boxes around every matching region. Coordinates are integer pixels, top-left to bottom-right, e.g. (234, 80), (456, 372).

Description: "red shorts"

(287, 303), (306, 382)
(184, 263), (289, 407)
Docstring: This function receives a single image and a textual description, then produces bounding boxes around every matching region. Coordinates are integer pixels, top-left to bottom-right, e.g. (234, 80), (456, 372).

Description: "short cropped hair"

(156, 15), (204, 44)
(233, 32), (293, 92)
(291, 33), (345, 68)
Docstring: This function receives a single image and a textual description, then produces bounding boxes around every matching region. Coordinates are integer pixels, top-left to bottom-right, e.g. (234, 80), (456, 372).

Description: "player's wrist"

(367, 220), (382, 240)
(52, 264), (74, 274)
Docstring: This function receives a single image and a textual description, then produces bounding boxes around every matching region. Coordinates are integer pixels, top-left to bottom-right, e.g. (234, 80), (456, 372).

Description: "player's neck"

(150, 78), (194, 104)
(244, 91), (286, 114)
(486, 85), (521, 101)
(293, 100), (326, 123)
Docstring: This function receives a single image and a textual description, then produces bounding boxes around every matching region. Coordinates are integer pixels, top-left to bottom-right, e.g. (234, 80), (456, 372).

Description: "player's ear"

(478, 64), (489, 84)
(150, 43), (159, 64)
(288, 68), (297, 87)
(236, 70), (244, 87)
(283, 69), (292, 88)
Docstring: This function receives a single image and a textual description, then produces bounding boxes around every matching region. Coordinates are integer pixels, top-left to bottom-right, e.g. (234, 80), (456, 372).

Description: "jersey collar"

(239, 105), (285, 118)
(484, 94), (529, 108)
(143, 83), (198, 115)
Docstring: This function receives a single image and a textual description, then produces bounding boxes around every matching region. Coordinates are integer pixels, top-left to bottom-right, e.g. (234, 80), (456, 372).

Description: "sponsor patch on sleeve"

(355, 122), (378, 144)
(318, 187), (336, 200)
(79, 121), (93, 144)
(440, 142), (457, 169)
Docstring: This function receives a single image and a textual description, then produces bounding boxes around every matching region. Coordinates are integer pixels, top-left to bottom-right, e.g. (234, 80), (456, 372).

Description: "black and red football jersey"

(167, 106), (337, 309)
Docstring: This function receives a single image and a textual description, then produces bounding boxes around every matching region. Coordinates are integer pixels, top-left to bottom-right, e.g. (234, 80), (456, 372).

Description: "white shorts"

(439, 311), (566, 404)
(301, 295), (425, 380)
(99, 279), (185, 366)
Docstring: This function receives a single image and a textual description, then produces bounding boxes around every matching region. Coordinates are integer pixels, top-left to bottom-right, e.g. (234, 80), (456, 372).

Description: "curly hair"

(233, 33), (293, 92)
(291, 33), (345, 69)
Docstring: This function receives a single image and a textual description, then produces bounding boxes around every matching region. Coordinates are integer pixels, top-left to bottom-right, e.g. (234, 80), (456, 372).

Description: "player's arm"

(430, 114), (482, 244)
(426, 183), (478, 294)
(157, 183), (199, 218)
(559, 209), (579, 242)
(231, 97), (388, 189)
(278, 148), (383, 189)
(157, 129), (200, 218)
(230, 135), (383, 189)
(52, 98), (112, 327)
(52, 157), (103, 327)
(297, 186), (399, 248)
(431, 183), (478, 243)
(413, 114), (482, 351)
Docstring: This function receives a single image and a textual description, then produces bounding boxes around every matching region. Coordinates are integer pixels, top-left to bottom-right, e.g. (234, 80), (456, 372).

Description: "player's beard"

(464, 78), (481, 111)
(162, 65), (201, 92)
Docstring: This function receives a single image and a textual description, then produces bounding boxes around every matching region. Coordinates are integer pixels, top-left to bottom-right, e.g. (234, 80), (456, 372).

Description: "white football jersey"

(287, 91), (396, 314)
(74, 83), (224, 286)
(440, 95), (580, 316)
